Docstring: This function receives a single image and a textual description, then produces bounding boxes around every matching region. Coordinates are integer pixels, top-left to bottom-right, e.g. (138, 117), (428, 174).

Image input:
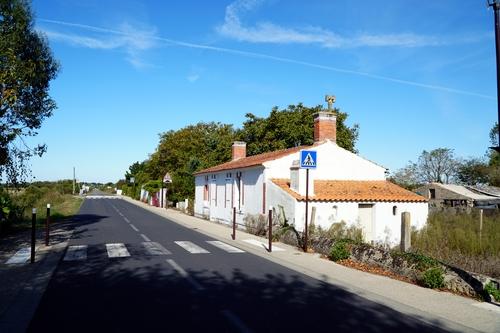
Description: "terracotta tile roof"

(195, 144), (313, 175)
(271, 179), (427, 203)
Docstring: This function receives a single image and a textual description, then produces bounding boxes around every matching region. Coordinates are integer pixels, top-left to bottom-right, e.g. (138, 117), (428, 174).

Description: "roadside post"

(232, 207), (236, 240)
(31, 208), (36, 263)
(45, 204), (50, 246)
(268, 207), (273, 252)
(300, 150), (317, 252)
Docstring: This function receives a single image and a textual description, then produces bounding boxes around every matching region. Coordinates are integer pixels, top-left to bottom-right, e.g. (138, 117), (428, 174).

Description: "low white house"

(194, 103), (428, 245)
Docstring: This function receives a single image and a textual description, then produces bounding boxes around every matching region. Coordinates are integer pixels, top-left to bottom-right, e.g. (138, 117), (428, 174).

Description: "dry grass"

(412, 210), (500, 278)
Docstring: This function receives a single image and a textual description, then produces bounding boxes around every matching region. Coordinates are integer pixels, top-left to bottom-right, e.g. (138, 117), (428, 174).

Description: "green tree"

(457, 158), (490, 185)
(417, 148), (459, 184)
(392, 148), (459, 186)
(0, 0), (59, 184)
(237, 103), (359, 155)
(389, 162), (420, 190)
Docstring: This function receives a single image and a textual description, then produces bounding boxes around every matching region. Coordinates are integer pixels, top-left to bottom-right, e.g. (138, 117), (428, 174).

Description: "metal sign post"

(300, 150), (317, 252)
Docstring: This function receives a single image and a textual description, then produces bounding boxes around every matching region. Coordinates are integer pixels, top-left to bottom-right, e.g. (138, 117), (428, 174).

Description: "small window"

(204, 175), (209, 182)
(203, 184), (209, 201)
(332, 205), (338, 219)
(429, 189), (436, 199)
(392, 206), (397, 216)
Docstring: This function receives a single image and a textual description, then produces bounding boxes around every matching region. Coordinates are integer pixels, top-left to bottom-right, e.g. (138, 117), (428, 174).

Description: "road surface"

(28, 196), (453, 332)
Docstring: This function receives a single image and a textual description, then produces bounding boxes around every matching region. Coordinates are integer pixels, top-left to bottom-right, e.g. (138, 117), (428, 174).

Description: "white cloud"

(38, 21), (157, 69)
(37, 19), (493, 100)
(216, 0), (483, 48)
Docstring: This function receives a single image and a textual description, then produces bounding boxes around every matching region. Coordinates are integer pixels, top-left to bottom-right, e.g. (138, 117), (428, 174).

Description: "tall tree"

(237, 103), (359, 155)
(417, 148), (459, 184)
(0, 0), (59, 184)
(457, 158), (490, 185)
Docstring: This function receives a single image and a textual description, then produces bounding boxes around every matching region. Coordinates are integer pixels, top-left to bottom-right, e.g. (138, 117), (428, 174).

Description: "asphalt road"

(28, 197), (455, 332)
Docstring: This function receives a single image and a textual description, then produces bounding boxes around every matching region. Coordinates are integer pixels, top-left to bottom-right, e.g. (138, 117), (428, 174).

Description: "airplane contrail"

(38, 18), (495, 100)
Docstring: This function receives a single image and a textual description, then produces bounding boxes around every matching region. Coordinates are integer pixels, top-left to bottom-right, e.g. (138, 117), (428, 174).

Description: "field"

(412, 209), (500, 278)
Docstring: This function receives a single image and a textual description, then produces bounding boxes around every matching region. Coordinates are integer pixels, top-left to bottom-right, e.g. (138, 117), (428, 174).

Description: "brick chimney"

(314, 111), (336, 143)
(231, 141), (246, 160)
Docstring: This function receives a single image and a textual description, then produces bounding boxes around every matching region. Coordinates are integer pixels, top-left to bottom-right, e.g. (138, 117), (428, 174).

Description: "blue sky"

(27, 0), (497, 183)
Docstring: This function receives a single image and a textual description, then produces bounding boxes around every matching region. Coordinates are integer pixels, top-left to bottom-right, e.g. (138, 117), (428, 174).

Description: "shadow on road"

(28, 253), (458, 333)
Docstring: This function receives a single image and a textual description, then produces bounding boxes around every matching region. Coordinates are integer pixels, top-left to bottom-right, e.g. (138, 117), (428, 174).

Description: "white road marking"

(472, 302), (500, 313)
(5, 247), (32, 264)
(174, 241), (209, 254)
(142, 242), (171, 255)
(166, 259), (204, 291)
(63, 245), (88, 261)
(106, 243), (130, 258)
(130, 224), (139, 232)
(123, 217), (130, 223)
(221, 309), (254, 333)
(206, 241), (245, 253)
(242, 239), (285, 252)
(140, 234), (151, 242)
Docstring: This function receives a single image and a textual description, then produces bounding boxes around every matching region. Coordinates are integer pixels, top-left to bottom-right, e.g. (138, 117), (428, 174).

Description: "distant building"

(193, 99), (428, 246)
(415, 183), (500, 209)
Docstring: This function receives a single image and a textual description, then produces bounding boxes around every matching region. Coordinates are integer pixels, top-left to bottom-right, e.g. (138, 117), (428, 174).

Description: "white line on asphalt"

(106, 243), (130, 258)
(142, 242), (171, 255)
(221, 310), (253, 333)
(63, 245), (88, 261)
(242, 239), (285, 252)
(206, 241), (245, 253)
(174, 241), (210, 254)
(130, 224), (139, 232)
(166, 259), (204, 291)
(5, 247), (32, 264)
(140, 234), (151, 242)
(123, 217), (130, 223)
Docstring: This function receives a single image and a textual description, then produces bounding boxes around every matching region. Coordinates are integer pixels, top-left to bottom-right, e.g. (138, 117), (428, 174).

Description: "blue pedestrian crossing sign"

(300, 150), (317, 169)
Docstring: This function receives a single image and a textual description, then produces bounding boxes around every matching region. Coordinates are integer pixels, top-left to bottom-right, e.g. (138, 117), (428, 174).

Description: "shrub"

(392, 251), (440, 271)
(420, 267), (445, 289)
(244, 214), (267, 236)
(412, 210), (500, 278)
(329, 240), (351, 262)
(484, 282), (500, 302)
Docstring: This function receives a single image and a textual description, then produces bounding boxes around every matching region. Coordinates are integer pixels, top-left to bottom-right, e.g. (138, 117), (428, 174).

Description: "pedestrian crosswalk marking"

(142, 242), (171, 255)
(5, 247), (32, 264)
(64, 245), (88, 261)
(206, 241), (245, 253)
(106, 243), (130, 258)
(243, 239), (285, 252)
(174, 241), (209, 254)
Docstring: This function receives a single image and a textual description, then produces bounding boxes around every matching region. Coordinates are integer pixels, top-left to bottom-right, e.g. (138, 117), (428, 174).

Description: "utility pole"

(489, 0), (500, 152)
(73, 167), (76, 195)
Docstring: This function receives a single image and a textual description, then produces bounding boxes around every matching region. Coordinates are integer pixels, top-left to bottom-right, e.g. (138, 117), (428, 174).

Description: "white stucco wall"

(267, 180), (296, 226)
(194, 166), (265, 227)
(264, 141), (386, 181)
(292, 200), (428, 246)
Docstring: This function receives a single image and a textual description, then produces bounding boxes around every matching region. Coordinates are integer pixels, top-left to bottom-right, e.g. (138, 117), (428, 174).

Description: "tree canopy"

(0, 0), (59, 184)
(121, 103), (359, 202)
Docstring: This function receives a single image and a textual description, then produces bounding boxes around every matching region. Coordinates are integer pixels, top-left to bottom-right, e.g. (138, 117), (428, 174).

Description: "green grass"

(1, 191), (83, 235)
(412, 210), (500, 278)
